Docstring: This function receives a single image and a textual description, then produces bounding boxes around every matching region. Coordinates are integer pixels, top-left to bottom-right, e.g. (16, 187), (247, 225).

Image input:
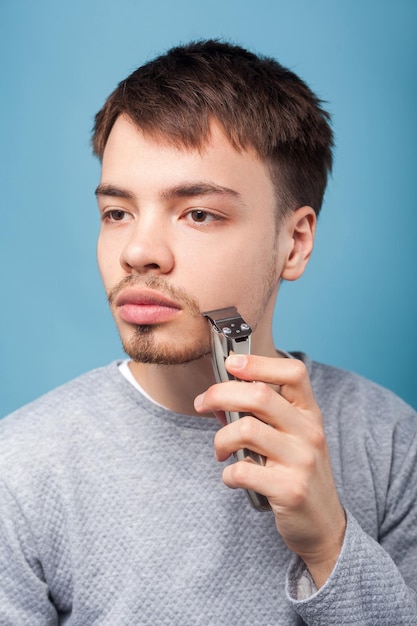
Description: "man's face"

(96, 115), (286, 365)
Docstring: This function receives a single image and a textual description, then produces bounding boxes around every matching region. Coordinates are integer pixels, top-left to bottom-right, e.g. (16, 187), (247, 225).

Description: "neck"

(129, 355), (215, 416)
(128, 327), (279, 416)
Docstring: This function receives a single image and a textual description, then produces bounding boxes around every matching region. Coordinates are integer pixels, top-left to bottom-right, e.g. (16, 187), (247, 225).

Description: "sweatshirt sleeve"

(286, 508), (417, 624)
(285, 358), (417, 624)
(0, 478), (59, 625)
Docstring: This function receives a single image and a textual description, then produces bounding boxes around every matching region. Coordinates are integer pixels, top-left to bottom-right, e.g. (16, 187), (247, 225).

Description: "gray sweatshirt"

(0, 354), (416, 624)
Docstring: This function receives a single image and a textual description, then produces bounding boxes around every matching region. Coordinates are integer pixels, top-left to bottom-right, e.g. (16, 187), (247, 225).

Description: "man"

(1, 40), (416, 624)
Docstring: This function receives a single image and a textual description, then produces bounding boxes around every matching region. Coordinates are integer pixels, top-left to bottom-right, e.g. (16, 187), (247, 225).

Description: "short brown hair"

(92, 40), (333, 216)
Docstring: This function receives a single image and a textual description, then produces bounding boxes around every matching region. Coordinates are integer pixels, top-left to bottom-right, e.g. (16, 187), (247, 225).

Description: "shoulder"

(1, 362), (121, 426)
(0, 361), (131, 469)
(290, 351), (417, 440)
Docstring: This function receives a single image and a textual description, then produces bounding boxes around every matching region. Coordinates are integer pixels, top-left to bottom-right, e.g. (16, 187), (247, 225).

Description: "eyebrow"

(95, 182), (243, 204)
(95, 184), (135, 200)
(160, 182), (242, 203)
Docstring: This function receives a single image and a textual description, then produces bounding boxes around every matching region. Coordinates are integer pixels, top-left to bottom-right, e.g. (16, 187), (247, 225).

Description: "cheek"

(184, 241), (278, 314)
(96, 240), (106, 277)
(96, 237), (119, 285)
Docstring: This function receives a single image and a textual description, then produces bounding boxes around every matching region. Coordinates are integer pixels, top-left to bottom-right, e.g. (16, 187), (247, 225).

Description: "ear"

(280, 206), (316, 281)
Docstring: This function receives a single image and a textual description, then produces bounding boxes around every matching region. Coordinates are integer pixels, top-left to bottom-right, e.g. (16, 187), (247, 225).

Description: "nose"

(120, 216), (175, 275)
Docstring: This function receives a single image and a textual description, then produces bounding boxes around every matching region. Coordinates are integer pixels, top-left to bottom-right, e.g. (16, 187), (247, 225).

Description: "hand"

(194, 353), (346, 588)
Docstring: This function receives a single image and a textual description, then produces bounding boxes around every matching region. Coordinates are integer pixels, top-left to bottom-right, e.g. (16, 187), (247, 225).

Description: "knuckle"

(301, 449), (317, 474)
(288, 477), (309, 508)
(251, 381), (271, 405)
(289, 359), (307, 382)
(308, 425), (326, 451)
(229, 460), (252, 487)
(237, 416), (261, 445)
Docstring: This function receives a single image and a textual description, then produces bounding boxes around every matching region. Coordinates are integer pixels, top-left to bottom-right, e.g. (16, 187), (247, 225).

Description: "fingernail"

(194, 393), (205, 409)
(226, 354), (247, 369)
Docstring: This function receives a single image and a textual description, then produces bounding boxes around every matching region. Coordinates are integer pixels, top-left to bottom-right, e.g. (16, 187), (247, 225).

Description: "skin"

(96, 114), (346, 588)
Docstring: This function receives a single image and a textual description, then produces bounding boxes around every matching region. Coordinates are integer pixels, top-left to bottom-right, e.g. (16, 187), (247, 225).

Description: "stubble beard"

(108, 275), (210, 365)
(126, 321), (210, 365)
(108, 250), (278, 366)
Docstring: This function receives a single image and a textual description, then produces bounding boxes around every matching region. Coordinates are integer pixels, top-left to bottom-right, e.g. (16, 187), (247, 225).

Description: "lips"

(115, 288), (182, 325)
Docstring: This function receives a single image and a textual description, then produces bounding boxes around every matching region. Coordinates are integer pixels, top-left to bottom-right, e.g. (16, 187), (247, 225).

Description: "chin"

(121, 327), (211, 365)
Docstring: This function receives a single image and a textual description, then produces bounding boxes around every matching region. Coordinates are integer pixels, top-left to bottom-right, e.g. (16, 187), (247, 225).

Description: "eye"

(191, 209), (209, 222)
(187, 209), (220, 224)
(102, 209), (130, 222)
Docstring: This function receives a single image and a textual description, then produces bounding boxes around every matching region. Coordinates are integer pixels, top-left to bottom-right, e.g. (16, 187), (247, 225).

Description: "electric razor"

(203, 306), (271, 511)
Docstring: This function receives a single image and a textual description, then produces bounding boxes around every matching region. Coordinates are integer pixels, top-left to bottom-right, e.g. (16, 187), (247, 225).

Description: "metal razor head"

(203, 306), (252, 340)
(203, 307), (252, 384)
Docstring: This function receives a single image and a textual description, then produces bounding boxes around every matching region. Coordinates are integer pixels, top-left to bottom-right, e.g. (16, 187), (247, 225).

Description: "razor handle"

(203, 307), (271, 512)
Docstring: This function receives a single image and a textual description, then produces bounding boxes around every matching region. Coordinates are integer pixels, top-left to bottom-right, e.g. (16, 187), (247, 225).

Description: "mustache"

(107, 275), (202, 316)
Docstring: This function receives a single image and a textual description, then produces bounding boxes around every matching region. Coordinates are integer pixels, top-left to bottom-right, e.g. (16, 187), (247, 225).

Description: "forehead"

(101, 115), (275, 202)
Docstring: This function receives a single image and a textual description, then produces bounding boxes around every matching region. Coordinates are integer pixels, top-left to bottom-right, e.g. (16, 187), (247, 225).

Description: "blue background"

(1, 0), (416, 417)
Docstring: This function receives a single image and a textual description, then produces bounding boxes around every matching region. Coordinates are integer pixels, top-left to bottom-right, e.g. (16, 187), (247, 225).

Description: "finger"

(213, 410), (227, 426)
(221, 457), (298, 506)
(214, 414), (302, 465)
(225, 354), (316, 409)
(195, 379), (317, 434)
(214, 410), (326, 468)
(195, 379), (280, 426)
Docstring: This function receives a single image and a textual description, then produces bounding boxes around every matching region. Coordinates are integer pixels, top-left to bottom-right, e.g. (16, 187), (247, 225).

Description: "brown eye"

(109, 210), (126, 221)
(190, 209), (208, 222)
(102, 209), (128, 222)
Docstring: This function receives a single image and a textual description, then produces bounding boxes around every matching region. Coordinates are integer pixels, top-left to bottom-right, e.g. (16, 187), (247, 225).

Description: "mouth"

(115, 288), (182, 326)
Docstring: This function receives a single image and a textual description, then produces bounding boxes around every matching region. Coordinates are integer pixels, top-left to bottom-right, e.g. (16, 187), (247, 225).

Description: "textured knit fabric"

(0, 354), (416, 625)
